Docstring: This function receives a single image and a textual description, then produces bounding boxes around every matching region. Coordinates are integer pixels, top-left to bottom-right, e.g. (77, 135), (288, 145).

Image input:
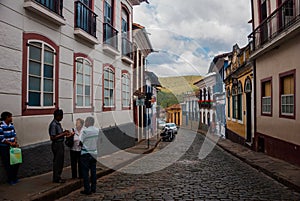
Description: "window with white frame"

(122, 73), (130, 108)
(237, 81), (243, 121)
(27, 41), (55, 107)
(280, 72), (295, 117)
(232, 85), (238, 119)
(262, 79), (272, 115)
(76, 58), (92, 107)
(104, 67), (114, 107)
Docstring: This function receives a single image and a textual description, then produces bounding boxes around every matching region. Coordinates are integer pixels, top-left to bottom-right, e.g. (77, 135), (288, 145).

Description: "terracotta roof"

(166, 104), (181, 110)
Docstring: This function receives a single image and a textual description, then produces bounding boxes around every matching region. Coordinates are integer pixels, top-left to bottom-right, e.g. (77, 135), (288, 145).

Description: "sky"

(133, 0), (252, 77)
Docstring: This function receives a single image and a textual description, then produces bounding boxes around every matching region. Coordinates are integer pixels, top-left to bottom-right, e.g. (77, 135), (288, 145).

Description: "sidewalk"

(0, 136), (161, 201)
(203, 132), (300, 193)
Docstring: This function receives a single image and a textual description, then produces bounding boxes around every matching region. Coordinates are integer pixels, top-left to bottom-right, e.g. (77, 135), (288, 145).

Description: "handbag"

(65, 136), (74, 148)
(10, 147), (22, 165)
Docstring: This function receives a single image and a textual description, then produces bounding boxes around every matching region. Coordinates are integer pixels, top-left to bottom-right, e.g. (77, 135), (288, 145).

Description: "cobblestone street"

(58, 129), (300, 200)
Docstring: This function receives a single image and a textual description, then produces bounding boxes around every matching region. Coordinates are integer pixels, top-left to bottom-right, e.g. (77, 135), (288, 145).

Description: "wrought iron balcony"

(34, 0), (63, 16)
(122, 37), (133, 61)
(75, 1), (97, 37)
(103, 23), (118, 50)
(248, 0), (300, 51)
(198, 100), (213, 109)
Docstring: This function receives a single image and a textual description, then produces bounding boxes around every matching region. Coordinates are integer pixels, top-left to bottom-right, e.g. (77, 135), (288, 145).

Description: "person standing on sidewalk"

(80, 117), (99, 195)
(48, 109), (71, 183)
(0, 111), (20, 185)
(70, 118), (84, 179)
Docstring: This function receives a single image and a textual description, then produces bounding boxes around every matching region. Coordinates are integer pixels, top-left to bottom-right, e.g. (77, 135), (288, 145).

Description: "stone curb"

(216, 142), (300, 193)
(30, 138), (161, 201)
(198, 131), (300, 194)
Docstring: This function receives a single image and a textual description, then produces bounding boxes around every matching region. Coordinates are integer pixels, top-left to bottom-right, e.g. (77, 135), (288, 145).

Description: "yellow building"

(224, 44), (254, 147)
(165, 104), (182, 126)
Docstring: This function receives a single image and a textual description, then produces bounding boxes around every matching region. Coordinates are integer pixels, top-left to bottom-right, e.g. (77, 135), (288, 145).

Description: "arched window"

(237, 81), (243, 120)
(103, 65), (115, 110)
(75, 55), (93, 111)
(208, 87), (211, 101)
(122, 71), (130, 109)
(22, 33), (59, 116)
(203, 112), (206, 124)
(232, 84), (238, 119)
(244, 77), (252, 93)
(203, 88), (206, 101)
(227, 87), (231, 118)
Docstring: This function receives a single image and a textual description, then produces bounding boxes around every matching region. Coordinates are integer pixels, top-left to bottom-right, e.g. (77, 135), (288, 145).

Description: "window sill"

(121, 56), (134, 65)
(103, 106), (116, 112)
(74, 28), (99, 45)
(122, 107), (131, 110)
(103, 44), (120, 56)
(23, 0), (66, 25)
(279, 114), (295, 120)
(74, 107), (93, 113)
(22, 107), (57, 116)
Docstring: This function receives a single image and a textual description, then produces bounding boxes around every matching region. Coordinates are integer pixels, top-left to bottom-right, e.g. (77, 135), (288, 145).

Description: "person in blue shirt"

(0, 111), (20, 185)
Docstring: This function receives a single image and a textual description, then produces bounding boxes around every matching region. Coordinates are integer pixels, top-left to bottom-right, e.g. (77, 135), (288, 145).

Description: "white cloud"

(133, 0), (252, 77)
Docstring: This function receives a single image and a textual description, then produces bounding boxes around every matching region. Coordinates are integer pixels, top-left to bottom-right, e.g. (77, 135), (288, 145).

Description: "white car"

(164, 123), (178, 134)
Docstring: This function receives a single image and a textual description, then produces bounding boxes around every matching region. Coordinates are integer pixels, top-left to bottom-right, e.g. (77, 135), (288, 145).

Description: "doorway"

(246, 92), (252, 142)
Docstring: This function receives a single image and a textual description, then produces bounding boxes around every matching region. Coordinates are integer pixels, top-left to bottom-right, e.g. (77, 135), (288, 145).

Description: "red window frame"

(73, 53), (94, 113)
(261, 77), (273, 117)
(102, 64), (116, 111)
(22, 33), (59, 116)
(121, 70), (131, 110)
(279, 69), (296, 119)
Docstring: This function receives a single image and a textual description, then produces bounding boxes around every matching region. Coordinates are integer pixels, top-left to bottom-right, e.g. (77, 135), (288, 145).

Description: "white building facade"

(0, 0), (148, 181)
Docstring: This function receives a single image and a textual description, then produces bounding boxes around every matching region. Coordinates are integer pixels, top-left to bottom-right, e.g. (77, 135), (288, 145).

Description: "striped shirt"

(0, 121), (16, 147)
(80, 126), (99, 156)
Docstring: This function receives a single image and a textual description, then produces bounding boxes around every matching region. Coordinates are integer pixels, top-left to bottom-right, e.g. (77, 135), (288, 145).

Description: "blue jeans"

(81, 153), (97, 193)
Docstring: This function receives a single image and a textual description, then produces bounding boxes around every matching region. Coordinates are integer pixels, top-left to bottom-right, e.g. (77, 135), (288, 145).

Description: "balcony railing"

(249, 0), (300, 51)
(122, 37), (133, 60)
(103, 23), (118, 50)
(34, 0), (63, 16)
(75, 1), (97, 37)
(198, 100), (213, 109)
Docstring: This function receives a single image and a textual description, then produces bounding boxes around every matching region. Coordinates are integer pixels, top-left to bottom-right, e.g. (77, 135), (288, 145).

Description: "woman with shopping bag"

(0, 111), (20, 185)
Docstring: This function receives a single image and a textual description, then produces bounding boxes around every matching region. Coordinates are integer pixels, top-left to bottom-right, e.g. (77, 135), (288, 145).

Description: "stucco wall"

(256, 35), (300, 146)
(0, 0), (135, 146)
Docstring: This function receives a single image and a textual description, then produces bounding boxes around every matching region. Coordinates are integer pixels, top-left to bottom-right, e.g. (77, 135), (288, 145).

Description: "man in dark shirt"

(48, 109), (71, 183)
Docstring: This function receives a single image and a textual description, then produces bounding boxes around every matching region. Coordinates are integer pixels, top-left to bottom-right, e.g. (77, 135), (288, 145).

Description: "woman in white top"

(70, 118), (84, 179)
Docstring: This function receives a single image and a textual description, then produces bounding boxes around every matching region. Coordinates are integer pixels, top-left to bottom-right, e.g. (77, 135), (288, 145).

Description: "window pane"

(104, 80), (109, 88)
(85, 97), (90, 106)
(29, 76), (41, 91)
(77, 85), (83, 95)
(109, 71), (114, 80)
(110, 89), (113, 98)
(104, 70), (109, 79)
(77, 62), (83, 73)
(84, 65), (91, 75)
(104, 98), (109, 106)
(85, 86), (90, 95)
(44, 93), (53, 106)
(29, 61), (41, 76)
(109, 81), (113, 88)
(29, 92), (41, 106)
(77, 73), (83, 84)
(77, 96), (83, 106)
(85, 75), (91, 85)
(44, 51), (54, 64)
(44, 64), (53, 78)
(29, 46), (41, 61)
(44, 79), (53, 92)
(104, 89), (109, 97)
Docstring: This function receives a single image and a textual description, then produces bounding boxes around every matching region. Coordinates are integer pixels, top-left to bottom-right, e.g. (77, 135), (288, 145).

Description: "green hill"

(157, 75), (202, 108)
(159, 75), (202, 95)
